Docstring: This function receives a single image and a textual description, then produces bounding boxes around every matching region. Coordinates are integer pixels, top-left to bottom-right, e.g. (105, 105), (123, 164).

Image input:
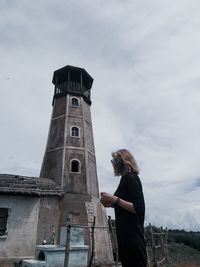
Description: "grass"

(147, 242), (200, 267)
(167, 243), (200, 267)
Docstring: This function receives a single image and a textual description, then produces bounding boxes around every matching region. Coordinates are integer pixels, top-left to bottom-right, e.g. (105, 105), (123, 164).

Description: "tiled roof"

(0, 174), (63, 197)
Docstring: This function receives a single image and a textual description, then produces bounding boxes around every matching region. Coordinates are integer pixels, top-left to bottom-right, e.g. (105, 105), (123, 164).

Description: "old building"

(0, 65), (113, 266)
(0, 174), (62, 266)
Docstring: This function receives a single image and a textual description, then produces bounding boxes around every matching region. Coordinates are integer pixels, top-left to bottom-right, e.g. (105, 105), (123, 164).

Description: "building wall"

(40, 149), (63, 185)
(64, 149), (87, 193)
(40, 96), (67, 185)
(52, 97), (66, 118)
(85, 196), (114, 264)
(87, 151), (99, 196)
(36, 196), (60, 245)
(66, 116), (84, 147)
(68, 95), (83, 117)
(0, 194), (40, 258)
(59, 193), (91, 228)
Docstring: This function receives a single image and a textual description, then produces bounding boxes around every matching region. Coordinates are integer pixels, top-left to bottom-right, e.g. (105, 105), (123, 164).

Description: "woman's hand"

(100, 192), (117, 208)
(101, 192), (136, 213)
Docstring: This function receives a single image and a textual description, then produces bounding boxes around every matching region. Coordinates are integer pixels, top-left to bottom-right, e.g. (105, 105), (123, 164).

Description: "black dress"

(114, 172), (147, 267)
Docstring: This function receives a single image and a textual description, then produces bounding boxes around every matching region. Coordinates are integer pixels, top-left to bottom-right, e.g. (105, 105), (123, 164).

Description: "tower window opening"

(71, 126), (80, 138)
(71, 97), (80, 107)
(70, 160), (80, 173)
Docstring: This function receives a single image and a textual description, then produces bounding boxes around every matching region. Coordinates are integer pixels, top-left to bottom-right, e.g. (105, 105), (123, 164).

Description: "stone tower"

(39, 65), (113, 264)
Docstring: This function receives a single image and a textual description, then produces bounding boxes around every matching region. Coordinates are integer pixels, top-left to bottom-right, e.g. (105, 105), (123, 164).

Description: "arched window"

(71, 126), (80, 138)
(71, 97), (79, 107)
(70, 159), (80, 173)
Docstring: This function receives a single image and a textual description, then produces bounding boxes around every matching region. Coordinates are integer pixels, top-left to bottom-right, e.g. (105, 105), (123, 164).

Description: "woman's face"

(111, 158), (117, 173)
(111, 159), (114, 169)
(111, 157), (120, 175)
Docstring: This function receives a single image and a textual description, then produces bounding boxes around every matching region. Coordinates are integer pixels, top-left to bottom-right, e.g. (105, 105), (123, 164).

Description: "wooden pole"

(165, 227), (168, 263)
(149, 223), (157, 267)
(64, 213), (72, 267)
(88, 216), (96, 267)
(108, 216), (118, 267)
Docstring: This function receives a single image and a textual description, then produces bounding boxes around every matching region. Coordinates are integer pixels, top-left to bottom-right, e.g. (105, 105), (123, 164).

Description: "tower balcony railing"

(55, 81), (88, 95)
(53, 81), (91, 105)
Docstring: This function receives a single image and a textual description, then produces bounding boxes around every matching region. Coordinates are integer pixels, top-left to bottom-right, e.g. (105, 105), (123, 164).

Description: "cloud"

(0, 0), (200, 230)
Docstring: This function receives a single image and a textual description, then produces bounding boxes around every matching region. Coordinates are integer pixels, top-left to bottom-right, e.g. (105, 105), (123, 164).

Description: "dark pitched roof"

(52, 65), (93, 89)
(0, 174), (63, 197)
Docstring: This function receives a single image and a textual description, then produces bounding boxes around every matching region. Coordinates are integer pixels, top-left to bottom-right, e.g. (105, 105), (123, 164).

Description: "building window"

(70, 159), (80, 173)
(71, 126), (80, 138)
(71, 97), (80, 107)
(0, 208), (9, 237)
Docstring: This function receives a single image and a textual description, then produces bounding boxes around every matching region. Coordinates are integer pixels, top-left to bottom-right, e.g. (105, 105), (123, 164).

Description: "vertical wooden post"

(160, 227), (164, 262)
(88, 216), (96, 267)
(149, 223), (157, 267)
(64, 213), (72, 267)
(165, 227), (168, 263)
(108, 216), (118, 267)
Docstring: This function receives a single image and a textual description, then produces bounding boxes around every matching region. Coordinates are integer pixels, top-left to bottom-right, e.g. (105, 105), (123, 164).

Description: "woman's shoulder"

(123, 172), (140, 183)
(123, 171), (139, 178)
(124, 172), (143, 192)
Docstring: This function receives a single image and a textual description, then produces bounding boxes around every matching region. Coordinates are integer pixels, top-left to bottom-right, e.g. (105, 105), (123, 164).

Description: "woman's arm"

(115, 196), (136, 213)
(100, 192), (136, 213)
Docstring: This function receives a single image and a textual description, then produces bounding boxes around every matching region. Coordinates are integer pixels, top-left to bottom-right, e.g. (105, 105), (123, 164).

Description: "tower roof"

(52, 65), (93, 89)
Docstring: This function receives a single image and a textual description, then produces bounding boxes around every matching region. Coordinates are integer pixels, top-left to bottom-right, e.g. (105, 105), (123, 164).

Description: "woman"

(100, 149), (147, 267)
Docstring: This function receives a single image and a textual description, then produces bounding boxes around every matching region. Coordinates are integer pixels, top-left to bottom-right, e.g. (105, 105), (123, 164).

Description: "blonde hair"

(111, 149), (139, 176)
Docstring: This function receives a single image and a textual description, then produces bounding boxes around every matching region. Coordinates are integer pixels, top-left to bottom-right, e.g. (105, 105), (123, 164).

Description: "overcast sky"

(1, 0), (200, 231)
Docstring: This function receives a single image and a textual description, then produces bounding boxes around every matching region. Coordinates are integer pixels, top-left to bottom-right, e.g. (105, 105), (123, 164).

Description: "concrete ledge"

(22, 259), (45, 267)
(36, 244), (89, 267)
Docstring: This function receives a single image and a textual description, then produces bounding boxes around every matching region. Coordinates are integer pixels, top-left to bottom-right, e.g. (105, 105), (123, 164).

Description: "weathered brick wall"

(36, 196), (60, 245)
(85, 197), (114, 265)
(40, 149), (63, 185)
(64, 149), (87, 193)
(66, 116), (84, 147)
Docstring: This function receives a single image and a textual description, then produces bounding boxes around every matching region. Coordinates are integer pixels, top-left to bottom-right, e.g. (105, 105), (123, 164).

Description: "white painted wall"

(0, 195), (40, 258)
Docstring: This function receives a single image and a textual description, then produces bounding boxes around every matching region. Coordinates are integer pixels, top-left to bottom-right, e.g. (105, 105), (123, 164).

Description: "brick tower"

(39, 65), (113, 264)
